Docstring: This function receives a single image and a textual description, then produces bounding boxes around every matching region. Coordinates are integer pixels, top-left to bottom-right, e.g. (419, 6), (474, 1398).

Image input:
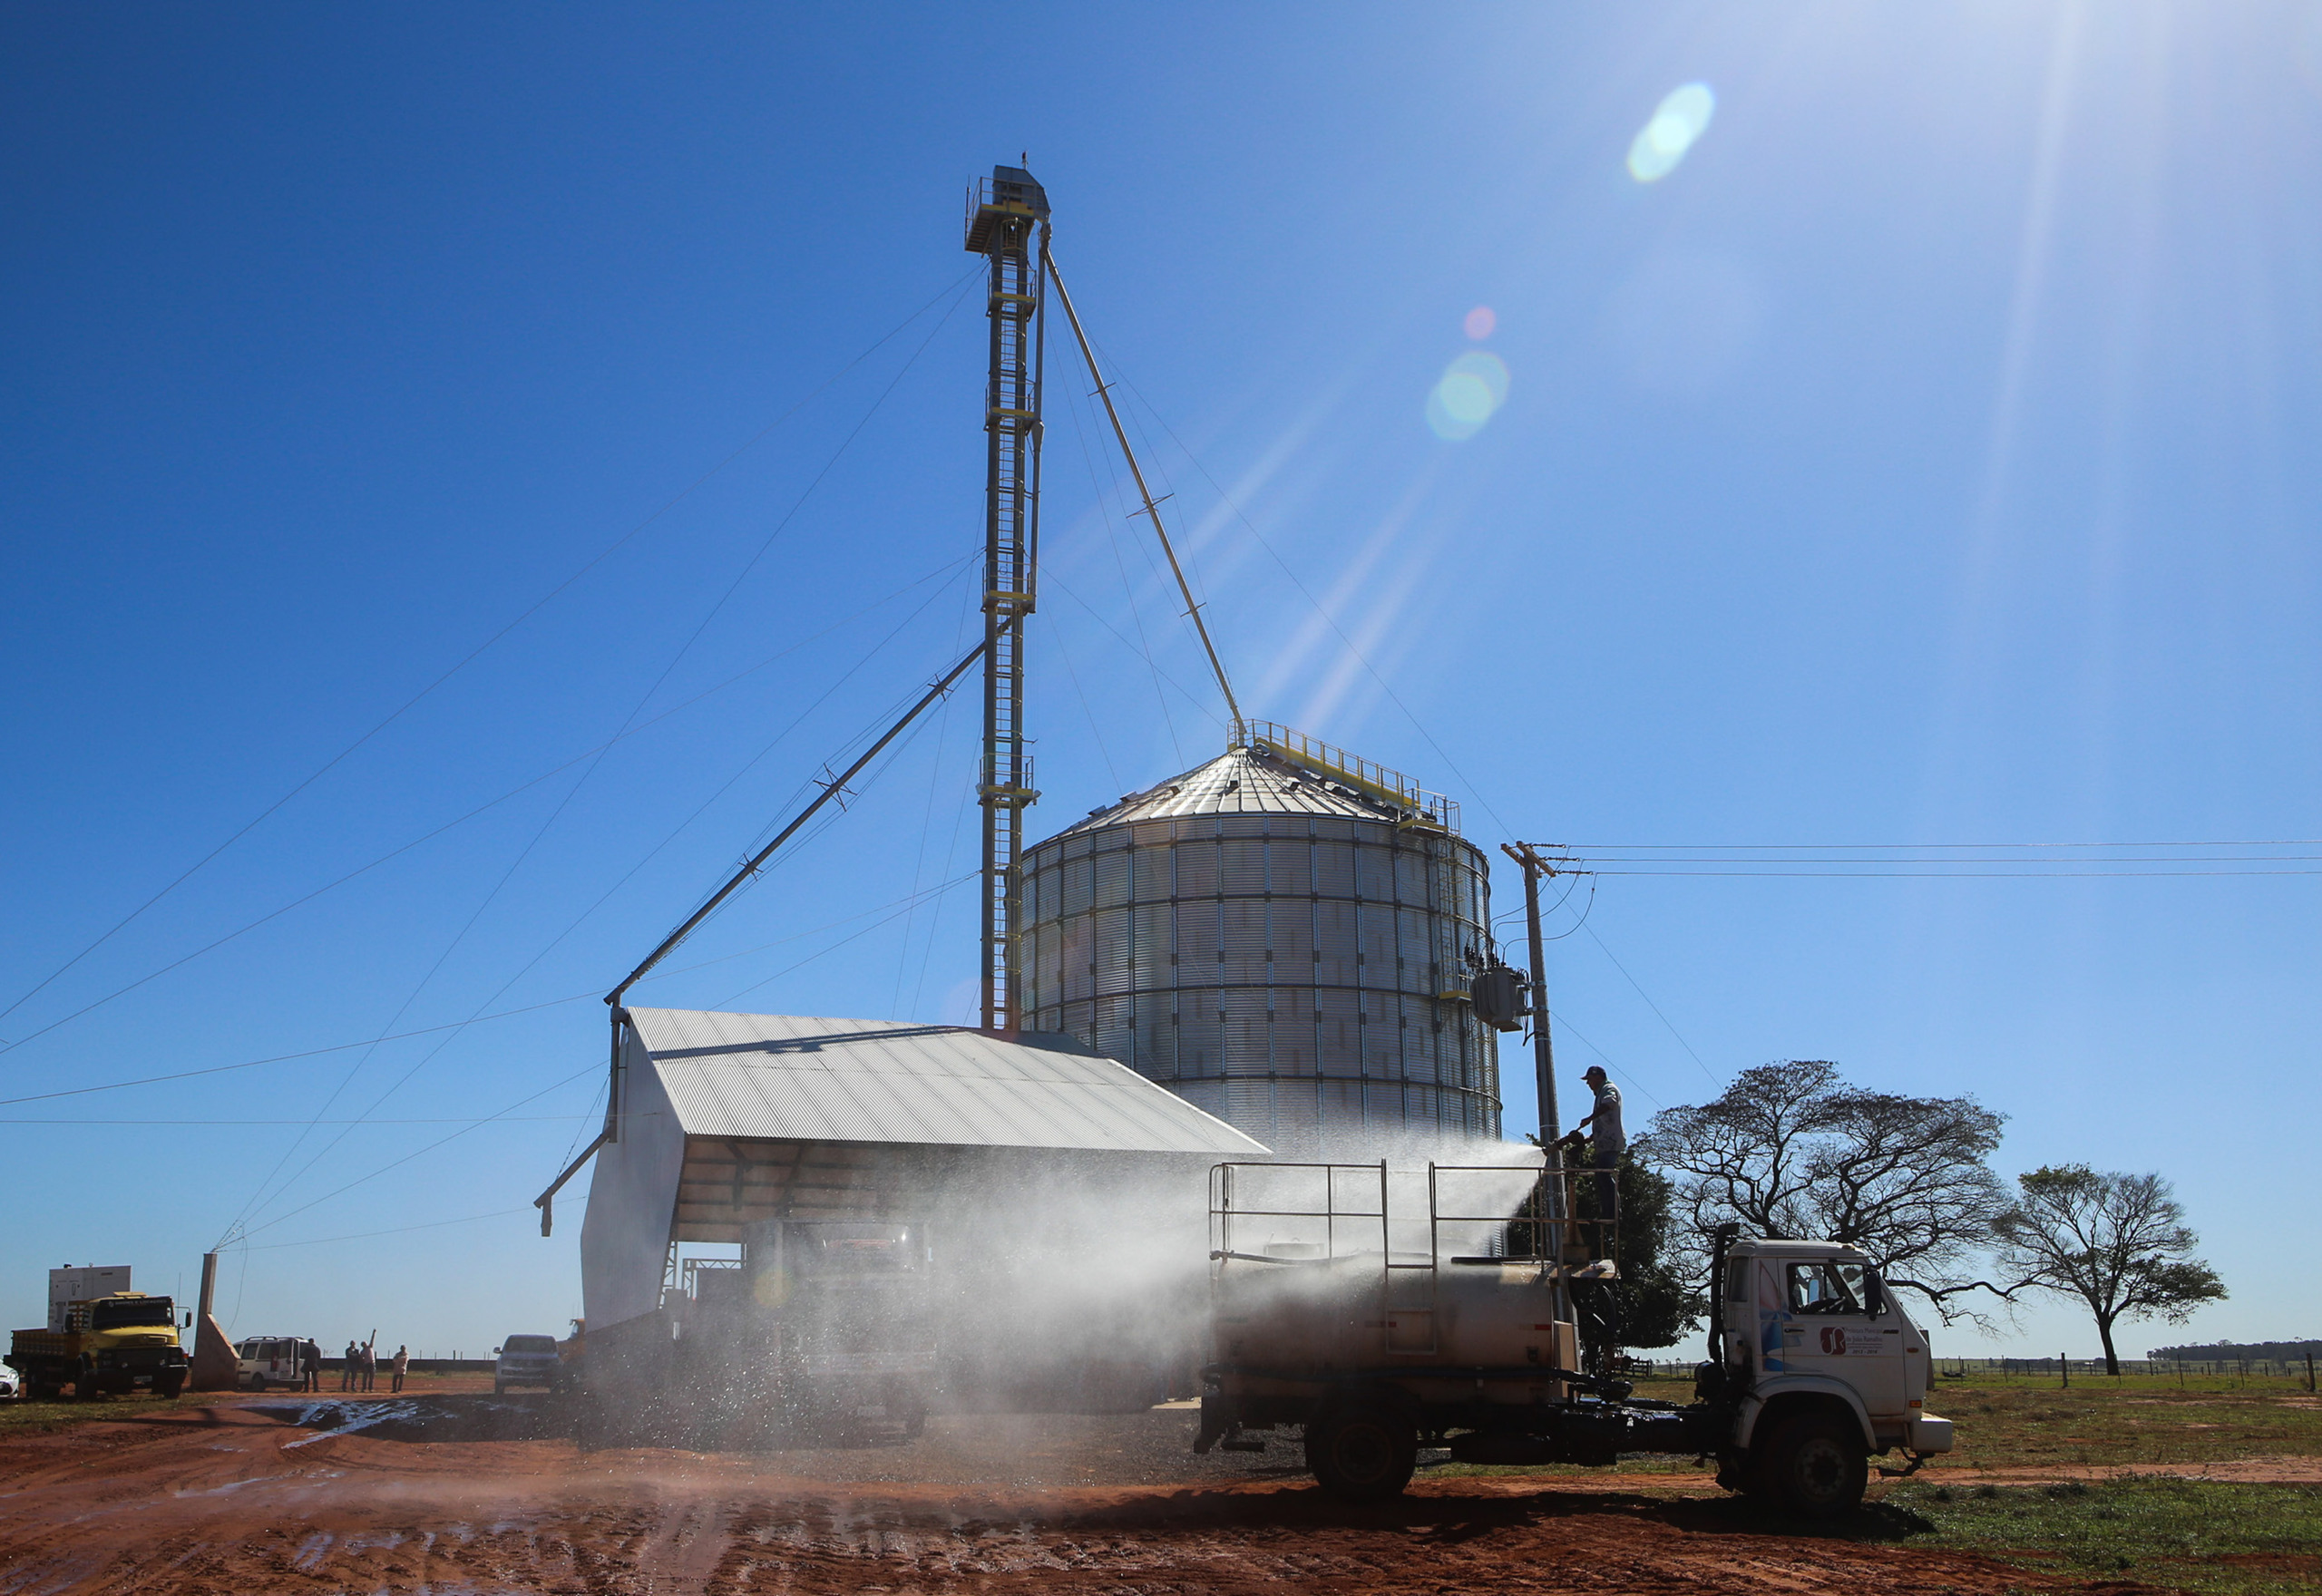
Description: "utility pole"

(1502, 841), (1570, 1324)
(1500, 843), (1566, 1147)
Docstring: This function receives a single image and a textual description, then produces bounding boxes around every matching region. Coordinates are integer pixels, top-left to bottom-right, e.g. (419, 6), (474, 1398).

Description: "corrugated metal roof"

(1045, 746), (1404, 842)
(624, 1007), (1269, 1156)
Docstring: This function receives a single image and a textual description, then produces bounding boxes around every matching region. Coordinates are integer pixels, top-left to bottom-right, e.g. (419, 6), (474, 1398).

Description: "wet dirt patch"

(242, 1394), (566, 1445)
(0, 1405), (2182, 1594)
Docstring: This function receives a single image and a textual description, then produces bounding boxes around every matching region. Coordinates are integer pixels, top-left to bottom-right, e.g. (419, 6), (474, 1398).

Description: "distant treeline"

(2147, 1339), (2320, 1361)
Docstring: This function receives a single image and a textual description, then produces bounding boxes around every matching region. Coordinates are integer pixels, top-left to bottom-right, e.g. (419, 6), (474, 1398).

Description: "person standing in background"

(360, 1339), (377, 1393)
(300, 1338), (320, 1393)
(390, 1345), (408, 1394)
(341, 1339), (359, 1392)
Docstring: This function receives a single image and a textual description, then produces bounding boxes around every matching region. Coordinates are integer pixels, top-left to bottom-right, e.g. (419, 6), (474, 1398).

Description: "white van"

(234, 1336), (310, 1392)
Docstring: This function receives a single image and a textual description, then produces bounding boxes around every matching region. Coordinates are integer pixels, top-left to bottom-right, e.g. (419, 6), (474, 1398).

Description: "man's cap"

(1582, 1065), (1609, 1080)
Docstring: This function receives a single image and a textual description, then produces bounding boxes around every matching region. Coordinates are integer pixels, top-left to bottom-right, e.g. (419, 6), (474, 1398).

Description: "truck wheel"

(156, 1373), (185, 1400)
(1756, 1410), (1867, 1518)
(1305, 1403), (1418, 1503)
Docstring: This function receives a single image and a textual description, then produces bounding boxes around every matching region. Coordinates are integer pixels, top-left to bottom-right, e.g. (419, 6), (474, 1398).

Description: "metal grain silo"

(1016, 725), (1501, 1157)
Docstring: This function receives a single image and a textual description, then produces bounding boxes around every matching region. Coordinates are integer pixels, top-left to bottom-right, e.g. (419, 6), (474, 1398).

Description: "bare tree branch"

(1638, 1062), (2011, 1326)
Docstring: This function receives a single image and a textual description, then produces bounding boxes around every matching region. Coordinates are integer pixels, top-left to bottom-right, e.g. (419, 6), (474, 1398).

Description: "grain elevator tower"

(964, 167), (1049, 1035)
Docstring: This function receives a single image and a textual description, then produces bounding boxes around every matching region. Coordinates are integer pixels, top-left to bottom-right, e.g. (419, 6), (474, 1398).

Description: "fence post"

(2062, 1353), (2068, 1389)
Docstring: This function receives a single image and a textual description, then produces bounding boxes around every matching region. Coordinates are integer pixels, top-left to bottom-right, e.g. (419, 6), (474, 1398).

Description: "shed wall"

(579, 1030), (687, 1331)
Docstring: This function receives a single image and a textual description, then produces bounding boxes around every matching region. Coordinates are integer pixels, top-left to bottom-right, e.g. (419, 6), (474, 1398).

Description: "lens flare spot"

(1463, 305), (1497, 341)
(1626, 82), (1715, 183)
(1425, 350), (1510, 440)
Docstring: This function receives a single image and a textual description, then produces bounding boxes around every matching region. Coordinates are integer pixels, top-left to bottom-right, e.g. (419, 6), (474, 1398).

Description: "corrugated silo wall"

(1018, 813), (1500, 1156)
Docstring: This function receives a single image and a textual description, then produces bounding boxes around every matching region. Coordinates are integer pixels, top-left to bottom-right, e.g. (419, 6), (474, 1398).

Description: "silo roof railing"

(1244, 721), (1459, 834)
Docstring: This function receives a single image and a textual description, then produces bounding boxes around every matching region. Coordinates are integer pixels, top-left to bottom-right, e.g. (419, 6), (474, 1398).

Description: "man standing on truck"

(1569, 1065), (1624, 1251)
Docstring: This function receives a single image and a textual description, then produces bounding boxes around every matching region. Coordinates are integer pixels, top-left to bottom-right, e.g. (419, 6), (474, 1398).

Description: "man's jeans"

(1593, 1146), (1621, 1247)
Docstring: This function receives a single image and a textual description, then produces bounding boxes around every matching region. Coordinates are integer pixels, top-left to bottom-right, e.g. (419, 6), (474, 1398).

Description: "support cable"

(601, 624), (1007, 1007)
(1042, 245), (1245, 745)
(536, 626), (1008, 1234)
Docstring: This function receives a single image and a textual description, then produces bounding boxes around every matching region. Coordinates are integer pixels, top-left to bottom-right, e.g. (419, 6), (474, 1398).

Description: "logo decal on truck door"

(1819, 1326), (1886, 1356)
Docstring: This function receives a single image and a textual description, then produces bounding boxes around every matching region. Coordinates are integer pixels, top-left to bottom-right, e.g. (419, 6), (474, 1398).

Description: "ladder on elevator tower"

(965, 167), (1048, 1036)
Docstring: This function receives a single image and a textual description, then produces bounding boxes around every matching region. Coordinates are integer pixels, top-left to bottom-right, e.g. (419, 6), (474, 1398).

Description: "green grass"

(1922, 1375), (2322, 1472)
(1884, 1477), (2322, 1594)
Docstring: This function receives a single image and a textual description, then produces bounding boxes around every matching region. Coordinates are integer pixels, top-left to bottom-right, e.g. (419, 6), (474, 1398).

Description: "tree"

(1994, 1165), (2227, 1375)
(1518, 1141), (1702, 1367)
(1637, 1061), (2013, 1320)
(1581, 1153), (1702, 1365)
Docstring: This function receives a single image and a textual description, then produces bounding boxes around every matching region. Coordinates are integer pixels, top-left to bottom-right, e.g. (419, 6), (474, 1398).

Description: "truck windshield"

(502, 1336), (558, 1353)
(1787, 1261), (1874, 1316)
(794, 1224), (920, 1277)
(91, 1299), (174, 1330)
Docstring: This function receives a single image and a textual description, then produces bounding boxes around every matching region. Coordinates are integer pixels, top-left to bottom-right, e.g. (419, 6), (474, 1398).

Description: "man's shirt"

(1589, 1081), (1625, 1153)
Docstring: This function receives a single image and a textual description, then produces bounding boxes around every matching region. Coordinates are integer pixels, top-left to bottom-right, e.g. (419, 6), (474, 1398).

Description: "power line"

(0, 265), (983, 1036)
(1540, 1015), (1665, 1114)
(714, 871), (976, 1009)
(1579, 924), (1720, 1089)
(1568, 839), (2322, 850)
(0, 552), (976, 1063)
(239, 1208), (535, 1251)
(0, 874), (983, 1110)
(0, 1115), (588, 1127)
(1586, 867), (2322, 878)
(235, 1062), (601, 1241)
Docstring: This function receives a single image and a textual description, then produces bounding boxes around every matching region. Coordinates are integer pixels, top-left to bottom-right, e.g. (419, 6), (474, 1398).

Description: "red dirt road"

(0, 1397), (2171, 1593)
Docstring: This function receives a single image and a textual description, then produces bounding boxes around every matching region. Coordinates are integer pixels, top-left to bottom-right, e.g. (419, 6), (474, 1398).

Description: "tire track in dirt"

(0, 1400), (2193, 1594)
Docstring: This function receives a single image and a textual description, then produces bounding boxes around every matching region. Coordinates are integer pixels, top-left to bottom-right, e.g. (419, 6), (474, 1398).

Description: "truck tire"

(1756, 1409), (1867, 1518)
(156, 1372), (186, 1400)
(1305, 1402), (1418, 1503)
(249, 1373), (267, 1393)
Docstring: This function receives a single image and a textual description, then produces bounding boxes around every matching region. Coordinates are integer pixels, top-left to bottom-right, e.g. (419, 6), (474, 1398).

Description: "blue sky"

(4, 4), (2317, 1357)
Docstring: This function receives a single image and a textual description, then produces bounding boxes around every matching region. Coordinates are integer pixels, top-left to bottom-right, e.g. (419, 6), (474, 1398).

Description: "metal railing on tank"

(1208, 1160), (1615, 1360)
(1243, 721), (1460, 833)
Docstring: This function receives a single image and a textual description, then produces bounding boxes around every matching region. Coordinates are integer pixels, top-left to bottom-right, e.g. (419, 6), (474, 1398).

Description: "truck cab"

(1706, 1235), (1955, 1509)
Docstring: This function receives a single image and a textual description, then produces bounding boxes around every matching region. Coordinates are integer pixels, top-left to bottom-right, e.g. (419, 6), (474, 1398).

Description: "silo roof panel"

(623, 1007), (1268, 1155)
(1039, 747), (1407, 844)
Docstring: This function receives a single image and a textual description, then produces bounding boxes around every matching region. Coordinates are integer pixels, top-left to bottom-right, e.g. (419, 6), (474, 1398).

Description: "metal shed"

(579, 1007), (1267, 1338)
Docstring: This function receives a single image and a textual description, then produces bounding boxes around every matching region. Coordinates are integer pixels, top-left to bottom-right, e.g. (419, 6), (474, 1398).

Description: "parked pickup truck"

(494, 1334), (564, 1395)
(6, 1292), (190, 1401)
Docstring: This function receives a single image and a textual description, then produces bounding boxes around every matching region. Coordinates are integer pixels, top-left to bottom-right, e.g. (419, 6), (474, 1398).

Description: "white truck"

(1192, 1160), (1954, 1515)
